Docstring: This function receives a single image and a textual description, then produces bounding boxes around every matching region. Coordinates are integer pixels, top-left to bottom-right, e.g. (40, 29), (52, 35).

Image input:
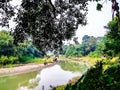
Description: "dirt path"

(0, 62), (57, 77)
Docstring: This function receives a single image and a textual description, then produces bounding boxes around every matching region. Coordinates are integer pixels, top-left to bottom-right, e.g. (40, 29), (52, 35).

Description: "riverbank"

(0, 62), (57, 77)
(59, 55), (102, 65)
(0, 56), (96, 77)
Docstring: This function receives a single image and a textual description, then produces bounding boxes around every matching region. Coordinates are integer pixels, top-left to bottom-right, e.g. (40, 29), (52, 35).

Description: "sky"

(0, 0), (120, 43)
(76, 0), (120, 43)
(76, 1), (112, 43)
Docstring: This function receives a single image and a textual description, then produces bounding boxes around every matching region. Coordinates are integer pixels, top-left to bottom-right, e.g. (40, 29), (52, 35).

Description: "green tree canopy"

(89, 36), (106, 58)
(104, 17), (120, 57)
(65, 44), (82, 57)
(0, 30), (15, 56)
(0, 0), (119, 55)
(81, 35), (97, 56)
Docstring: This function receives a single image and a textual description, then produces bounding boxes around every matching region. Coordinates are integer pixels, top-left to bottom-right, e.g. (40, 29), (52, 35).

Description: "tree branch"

(48, 0), (56, 17)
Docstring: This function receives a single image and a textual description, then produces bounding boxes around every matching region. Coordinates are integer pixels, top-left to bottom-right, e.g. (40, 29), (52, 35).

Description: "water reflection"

(35, 65), (81, 90)
(59, 60), (89, 73)
(17, 74), (40, 90)
(0, 61), (89, 90)
(0, 71), (39, 90)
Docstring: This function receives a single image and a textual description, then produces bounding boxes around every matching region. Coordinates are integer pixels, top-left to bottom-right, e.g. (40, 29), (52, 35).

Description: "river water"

(0, 60), (89, 90)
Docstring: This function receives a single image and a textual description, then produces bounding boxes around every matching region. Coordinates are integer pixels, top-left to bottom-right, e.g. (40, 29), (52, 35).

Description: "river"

(0, 60), (89, 90)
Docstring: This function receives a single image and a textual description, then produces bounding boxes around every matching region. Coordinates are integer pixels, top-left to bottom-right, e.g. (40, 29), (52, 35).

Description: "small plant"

(0, 55), (9, 65)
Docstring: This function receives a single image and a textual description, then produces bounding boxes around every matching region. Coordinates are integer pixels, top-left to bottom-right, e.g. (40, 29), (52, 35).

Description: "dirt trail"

(0, 62), (57, 77)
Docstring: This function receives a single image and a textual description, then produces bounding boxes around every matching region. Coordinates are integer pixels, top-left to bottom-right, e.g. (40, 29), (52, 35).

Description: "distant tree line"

(62, 35), (106, 58)
(64, 14), (120, 90)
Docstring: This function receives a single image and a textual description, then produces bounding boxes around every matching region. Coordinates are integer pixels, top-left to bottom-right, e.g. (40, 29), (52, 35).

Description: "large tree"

(0, 0), (119, 55)
(81, 35), (97, 56)
(104, 17), (120, 58)
(0, 30), (15, 56)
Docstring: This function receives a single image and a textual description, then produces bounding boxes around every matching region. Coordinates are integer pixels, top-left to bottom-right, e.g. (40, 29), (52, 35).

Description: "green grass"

(20, 56), (35, 63)
(20, 55), (54, 64)
(55, 85), (66, 90)
(0, 56), (54, 68)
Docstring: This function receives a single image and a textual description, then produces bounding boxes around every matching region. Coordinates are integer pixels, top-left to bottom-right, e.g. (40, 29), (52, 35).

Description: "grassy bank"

(59, 55), (102, 65)
(58, 56), (120, 90)
(56, 56), (120, 90)
(0, 56), (54, 68)
(20, 56), (54, 64)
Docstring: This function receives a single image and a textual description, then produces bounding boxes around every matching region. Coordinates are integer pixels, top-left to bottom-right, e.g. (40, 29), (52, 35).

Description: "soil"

(0, 62), (57, 77)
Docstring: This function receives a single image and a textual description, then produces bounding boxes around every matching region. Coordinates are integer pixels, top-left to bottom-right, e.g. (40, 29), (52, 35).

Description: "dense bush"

(65, 60), (120, 90)
(19, 55), (34, 63)
(65, 45), (82, 57)
(0, 55), (19, 65)
(9, 56), (19, 64)
(89, 51), (101, 58)
(104, 17), (120, 58)
(0, 30), (43, 65)
(64, 36), (105, 58)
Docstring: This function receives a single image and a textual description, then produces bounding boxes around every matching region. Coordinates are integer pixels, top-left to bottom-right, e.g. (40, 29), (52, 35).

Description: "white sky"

(76, 1), (120, 43)
(0, 0), (120, 43)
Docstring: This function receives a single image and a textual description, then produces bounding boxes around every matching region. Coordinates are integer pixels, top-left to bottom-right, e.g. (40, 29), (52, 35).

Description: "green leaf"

(97, 3), (103, 11)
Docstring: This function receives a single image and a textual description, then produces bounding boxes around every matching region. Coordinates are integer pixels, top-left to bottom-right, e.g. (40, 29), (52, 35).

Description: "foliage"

(81, 35), (97, 56)
(22, 45), (42, 57)
(55, 85), (66, 90)
(0, 0), (119, 55)
(65, 60), (120, 90)
(64, 35), (105, 58)
(0, 55), (19, 65)
(14, 44), (42, 63)
(96, 3), (103, 11)
(12, 0), (90, 55)
(0, 30), (16, 56)
(89, 37), (106, 58)
(8, 56), (19, 64)
(89, 51), (101, 58)
(0, 0), (109, 55)
(19, 55), (34, 63)
(0, 30), (20, 65)
(0, 30), (43, 65)
(60, 45), (68, 55)
(65, 45), (82, 57)
(104, 17), (120, 58)
(0, 55), (9, 65)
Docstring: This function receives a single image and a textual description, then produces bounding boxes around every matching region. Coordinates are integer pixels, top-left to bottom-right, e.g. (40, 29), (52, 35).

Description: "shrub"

(89, 51), (101, 58)
(0, 55), (9, 65)
(9, 56), (19, 64)
(20, 55), (34, 63)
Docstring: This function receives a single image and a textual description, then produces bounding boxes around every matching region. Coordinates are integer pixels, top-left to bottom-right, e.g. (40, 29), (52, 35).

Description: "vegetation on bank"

(56, 16), (120, 90)
(64, 58), (120, 90)
(62, 35), (106, 58)
(0, 30), (55, 67)
(0, 56), (54, 68)
(69, 18), (120, 90)
(0, 0), (120, 90)
(55, 56), (120, 90)
(0, 28), (106, 67)
(0, 15), (120, 90)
